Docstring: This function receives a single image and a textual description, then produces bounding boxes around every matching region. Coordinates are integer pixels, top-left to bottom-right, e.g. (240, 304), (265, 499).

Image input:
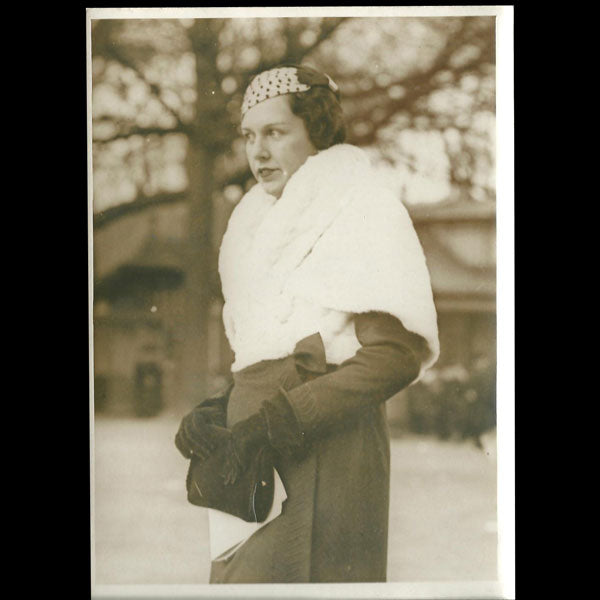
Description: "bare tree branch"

(93, 191), (188, 228)
(300, 17), (349, 59)
(101, 45), (187, 129)
(345, 34), (494, 145)
(92, 123), (189, 145)
(343, 18), (492, 102)
(256, 17), (349, 71)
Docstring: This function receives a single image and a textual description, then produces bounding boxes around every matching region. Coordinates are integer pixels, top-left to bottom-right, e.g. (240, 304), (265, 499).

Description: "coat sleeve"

(261, 311), (430, 454)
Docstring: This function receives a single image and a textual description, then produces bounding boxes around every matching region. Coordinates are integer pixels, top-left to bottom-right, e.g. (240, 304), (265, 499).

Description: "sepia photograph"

(87, 6), (514, 598)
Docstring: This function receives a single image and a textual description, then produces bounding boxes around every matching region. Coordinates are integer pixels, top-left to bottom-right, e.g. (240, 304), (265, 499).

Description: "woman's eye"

(268, 129), (281, 138)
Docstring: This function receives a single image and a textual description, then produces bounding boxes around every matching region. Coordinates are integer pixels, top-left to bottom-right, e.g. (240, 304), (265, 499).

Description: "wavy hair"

(288, 85), (346, 150)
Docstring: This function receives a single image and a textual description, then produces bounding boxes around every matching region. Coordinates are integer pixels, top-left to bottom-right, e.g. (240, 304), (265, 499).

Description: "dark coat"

(209, 312), (428, 584)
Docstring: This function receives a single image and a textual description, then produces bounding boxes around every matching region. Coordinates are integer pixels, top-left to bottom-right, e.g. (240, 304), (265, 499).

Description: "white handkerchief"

(208, 468), (287, 561)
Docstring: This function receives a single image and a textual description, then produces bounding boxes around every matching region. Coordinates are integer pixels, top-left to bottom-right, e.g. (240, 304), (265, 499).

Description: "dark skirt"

(209, 354), (391, 583)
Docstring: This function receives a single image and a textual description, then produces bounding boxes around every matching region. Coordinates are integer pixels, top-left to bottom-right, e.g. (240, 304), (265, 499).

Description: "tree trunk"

(179, 20), (222, 408)
(179, 139), (214, 407)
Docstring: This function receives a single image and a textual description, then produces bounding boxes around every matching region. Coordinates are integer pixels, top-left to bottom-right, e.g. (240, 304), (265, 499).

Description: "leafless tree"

(91, 16), (495, 399)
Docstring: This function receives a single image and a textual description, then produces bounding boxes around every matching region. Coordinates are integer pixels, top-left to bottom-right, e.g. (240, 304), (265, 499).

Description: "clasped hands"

(175, 403), (269, 485)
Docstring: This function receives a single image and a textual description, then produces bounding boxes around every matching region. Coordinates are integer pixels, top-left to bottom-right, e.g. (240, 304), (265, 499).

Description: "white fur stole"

(218, 144), (439, 377)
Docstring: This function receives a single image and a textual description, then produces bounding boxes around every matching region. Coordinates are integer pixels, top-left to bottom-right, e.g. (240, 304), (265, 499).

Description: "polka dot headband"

(241, 65), (339, 116)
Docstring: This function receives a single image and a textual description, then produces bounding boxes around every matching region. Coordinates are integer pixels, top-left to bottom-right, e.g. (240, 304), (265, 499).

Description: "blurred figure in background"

(461, 355), (496, 449)
(175, 64), (439, 583)
(407, 358), (496, 447)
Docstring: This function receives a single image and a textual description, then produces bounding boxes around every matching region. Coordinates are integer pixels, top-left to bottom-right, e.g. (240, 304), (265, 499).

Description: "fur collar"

(219, 144), (439, 375)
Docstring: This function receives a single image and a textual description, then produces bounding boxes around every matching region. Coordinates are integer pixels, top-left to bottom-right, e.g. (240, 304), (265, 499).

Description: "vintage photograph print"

(88, 6), (514, 599)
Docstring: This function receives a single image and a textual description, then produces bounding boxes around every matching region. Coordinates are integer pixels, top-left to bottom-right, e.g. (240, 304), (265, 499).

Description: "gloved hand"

(175, 406), (229, 460)
(176, 388), (304, 483)
(221, 387), (309, 483)
(221, 412), (269, 485)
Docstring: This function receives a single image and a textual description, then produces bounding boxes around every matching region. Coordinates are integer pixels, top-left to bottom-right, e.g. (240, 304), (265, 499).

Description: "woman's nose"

(252, 137), (270, 161)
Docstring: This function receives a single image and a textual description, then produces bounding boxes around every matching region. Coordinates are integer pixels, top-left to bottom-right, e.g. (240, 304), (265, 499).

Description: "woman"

(175, 64), (439, 583)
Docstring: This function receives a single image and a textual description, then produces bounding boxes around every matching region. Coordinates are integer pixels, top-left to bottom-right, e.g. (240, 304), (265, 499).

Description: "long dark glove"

(260, 312), (429, 457)
(175, 386), (231, 459)
(220, 412), (269, 484)
(220, 386), (313, 484)
(175, 411), (222, 460)
(278, 311), (429, 446)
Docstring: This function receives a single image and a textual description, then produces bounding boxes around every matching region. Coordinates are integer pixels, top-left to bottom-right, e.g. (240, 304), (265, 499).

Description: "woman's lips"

(258, 167), (279, 181)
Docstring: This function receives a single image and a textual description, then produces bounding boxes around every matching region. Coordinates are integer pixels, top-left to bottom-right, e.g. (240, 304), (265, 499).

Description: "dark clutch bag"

(186, 441), (275, 523)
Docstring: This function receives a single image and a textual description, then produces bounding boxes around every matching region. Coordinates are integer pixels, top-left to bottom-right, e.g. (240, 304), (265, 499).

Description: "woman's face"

(241, 95), (317, 199)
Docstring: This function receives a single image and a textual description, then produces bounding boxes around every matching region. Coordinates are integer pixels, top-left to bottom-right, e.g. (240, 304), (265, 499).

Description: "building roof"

(95, 236), (185, 300)
(94, 192), (187, 230)
(407, 198), (496, 223)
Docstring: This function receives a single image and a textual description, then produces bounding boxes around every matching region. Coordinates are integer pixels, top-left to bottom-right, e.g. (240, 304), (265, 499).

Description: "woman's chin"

(260, 180), (284, 199)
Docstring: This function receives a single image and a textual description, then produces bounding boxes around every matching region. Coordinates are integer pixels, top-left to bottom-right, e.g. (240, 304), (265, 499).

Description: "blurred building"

(92, 194), (495, 419)
(386, 198), (496, 434)
(410, 198), (496, 366)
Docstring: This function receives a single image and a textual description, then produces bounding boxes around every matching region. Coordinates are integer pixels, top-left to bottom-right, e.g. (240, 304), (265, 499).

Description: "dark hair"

(288, 86), (346, 150)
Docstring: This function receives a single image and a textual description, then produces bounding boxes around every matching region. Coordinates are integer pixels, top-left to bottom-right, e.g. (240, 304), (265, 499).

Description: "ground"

(92, 414), (498, 587)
